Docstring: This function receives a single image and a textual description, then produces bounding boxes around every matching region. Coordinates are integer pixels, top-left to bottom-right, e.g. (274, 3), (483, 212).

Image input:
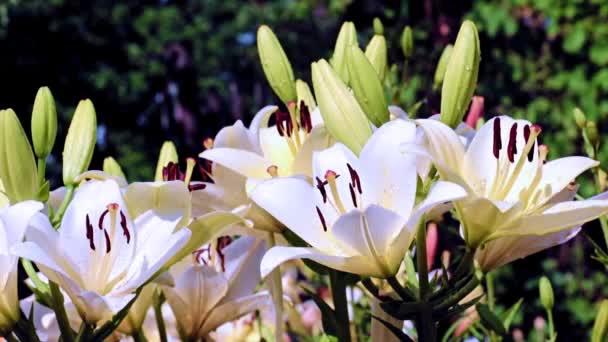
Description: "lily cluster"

(1, 18), (608, 342)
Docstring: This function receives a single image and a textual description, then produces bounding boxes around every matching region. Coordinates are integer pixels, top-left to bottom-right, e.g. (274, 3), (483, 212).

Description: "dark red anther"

(163, 162), (185, 182)
(215, 236), (233, 272)
(98, 209), (109, 230)
(316, 206), (328, 232)
(104, 229), (111, 253)
(507, 123), (518, 163)
(86, 214), (95, 251)
(316, 177), (328, 203)
(119, 210), (131, 244)
(492, 118), (502, 159)
(198, 157), (213, 182)
(275, 111), (291, 137)
(188, 183), (207, 192)
(299, 101), (313, 133)
(348, 183), (358, 208)
(346, 163), (362, 194)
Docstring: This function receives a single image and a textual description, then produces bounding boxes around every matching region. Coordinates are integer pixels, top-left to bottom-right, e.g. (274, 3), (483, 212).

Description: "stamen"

(299, 101), (312, 133)
(492, 118), (502, 159)
(85, 214), (95, 250)
(349, 183), (358, 207)
(188, 183), (207, 191)
(523, 125), (535, 161)
(316, 206), (328, 232)
(119, 210), (131, 244)
(507, 123), (518, 163)
(316, 177), (328, 203)
(325, 170), (346, 214)
(215, 236), (232, 272)
(266, 165), (279, 177)
(539, 144), (549, 163)
(203, 137), (214, 150)
(346, 163), (362, 194)
(198, 157), (213, 182)
(98, 209), (109, 230)
(184, 158), (197, 186)
(104, 229), (111, 253)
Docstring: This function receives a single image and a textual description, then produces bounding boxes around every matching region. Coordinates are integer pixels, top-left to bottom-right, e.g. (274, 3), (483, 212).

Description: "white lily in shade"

(251, 120), (467, 278)
(195, 104), (332, 233)
(418, 115), (608, 260)
(161, 236), (272, 340)
(13, 179), (192, 324)
(0, 201), (42, 333)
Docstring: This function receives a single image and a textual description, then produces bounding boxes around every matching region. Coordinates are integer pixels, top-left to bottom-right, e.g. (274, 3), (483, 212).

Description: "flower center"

(85, 203), (131, 253)
(274, 101), (314, 157)
(193, 236), (233, 272)
(162, 159), (207, 192)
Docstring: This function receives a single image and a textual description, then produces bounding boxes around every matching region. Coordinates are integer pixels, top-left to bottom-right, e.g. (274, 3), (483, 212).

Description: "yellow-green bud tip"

(31, 86), (58, 159)
(539, 276), (554, 311)
(62, 99), (97, 186)
(257, 25), (297, 104)
(573, 107), (587, 129)
(331, 22), (358, 84)
(373, 17), (384, 35)
(103, 157), (127, 180)
(401, 26), (414, 58)
(365, 35), (388, 81)
(433, 44), (453, 90)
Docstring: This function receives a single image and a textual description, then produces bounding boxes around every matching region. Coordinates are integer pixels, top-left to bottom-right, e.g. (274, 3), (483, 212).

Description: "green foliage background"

(3, 0), (608, 340)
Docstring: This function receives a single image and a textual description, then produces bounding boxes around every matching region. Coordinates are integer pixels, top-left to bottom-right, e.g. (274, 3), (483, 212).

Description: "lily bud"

(440, 20), (480, 128)
(331, 21), (358, 84)
(155, 141), (178, 181)
(573, 107), (587, 129)
(0, 109), (38, 203)
(296, 79), (317, 112)
(365, 35), (388, 81)
(0, 179), (7, 207)
(373, 17), (384, 35)
(401, 26), (413, 58)
(257, 25), (297, 104)
(311, 59), (372, 154)
(347, 45), (389, 127)
(31, 86), (57, 159)
(103, 156), (127, 180)
(62, 100), (97, 186)
(539, 276), (554, 311)
(586, 121), (600, 149)
(593, 300), (608, 342)
(433, 44), (453, 90)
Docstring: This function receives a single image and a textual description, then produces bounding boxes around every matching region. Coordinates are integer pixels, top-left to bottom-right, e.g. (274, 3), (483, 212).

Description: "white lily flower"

(161, 236), (272, 339)
(0, 201), (42, 333)
(418, 116), (608, 269)
(251, 120), (467, 278)
(195, 105), (332, 233)
(0, 178), (8, 207)
(13, 179), (192, 324)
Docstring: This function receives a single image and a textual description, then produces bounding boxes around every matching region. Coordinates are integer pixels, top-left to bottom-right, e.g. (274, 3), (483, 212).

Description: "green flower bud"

(0, 109), (38, 203)
(539, 276), (554, 311)
(373, 17), (384, 35)
(0, 178), (7, 207)
(296, 79), (317, 112)
(62, 100), (97, 186)
(331, 22), (358, 84)
(103, 156), (127, 180)
(347, 45), (389, 127)
(155, 141), (178, 181)
(257, 25), (296, 104)
(365, 35), (388, 81)
(440, 20), (480, 128)
(311, 59), (372, 154)
(573, 107), (587, 129)
(586, 121), (600, 148)
(31, 86), (57, 159)
(433, 44), (453, 90)
(593, 300), (608, 342)
(401, 26), (414, 58)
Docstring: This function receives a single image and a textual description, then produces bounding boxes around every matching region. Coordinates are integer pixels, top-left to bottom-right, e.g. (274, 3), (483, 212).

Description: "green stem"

(52, 185), (75, 227)
(387, 276), (413, 301)
(36, 158), (46, 186)
(153, 291), (168, 342)
(21, 259), (50, 298)
(5, 334), (19, 342)
(487, 271), (495, 311)
(75, 322), (93, 342)
(132, 329), (148, 342)
(547, 309), (556, 342)
(593, 169), (608, 248)
(267, 232), (284, 340)
(329, 270), (352, 342)
(415, 219), (436, 341)
(49, 281), (75, 342)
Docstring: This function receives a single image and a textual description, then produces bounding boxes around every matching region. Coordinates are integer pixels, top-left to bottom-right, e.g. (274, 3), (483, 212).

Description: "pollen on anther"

(316, 206), (328, 232)
(324, 170), (338, 181)
(492, 118), (502, 159)
(86, 214), (95, 251)
(315, 177), (328, 203)
(119, 210), (131, 244)
(507, 123), (518, 162)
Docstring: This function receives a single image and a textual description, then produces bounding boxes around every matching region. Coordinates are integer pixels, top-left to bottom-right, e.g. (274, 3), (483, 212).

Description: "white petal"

(200, 293), (272, 336)
(406, 181), (468, 229)
(539, 156), (599, 203)
(73, 291), (112, 324)
(0, 200), (43, 244)
(250, 177), (337, 251)
(214, 120), (258, 153)
(222, 237), (266, 302)
(416, 119), (465, 179)
(248, 105), (279, 146)
(124, 181), (190, 222)
(200, 148), (271, 179)
(313, 144), (362, 212)
(258, 127), (295, 176)
(360, 120), (418, 217)
(291, 125), (333, 176)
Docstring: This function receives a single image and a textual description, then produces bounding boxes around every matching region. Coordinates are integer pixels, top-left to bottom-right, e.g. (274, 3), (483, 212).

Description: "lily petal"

(222, 237), (266, 302)
(538, 156), (599, 204)
(407, 181), (468, 229)
(200, 293), (272, 336)
(416, 119), (466, 179)
(200, 148), (271, 179)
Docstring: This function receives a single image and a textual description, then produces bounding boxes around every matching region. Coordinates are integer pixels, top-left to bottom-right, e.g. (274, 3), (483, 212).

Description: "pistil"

(325, 170), (346, 214)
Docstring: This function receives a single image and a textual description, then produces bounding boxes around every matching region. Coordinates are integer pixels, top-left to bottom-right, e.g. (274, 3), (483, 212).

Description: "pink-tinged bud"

(465, 96), (484, 128)
(426, 222), (438, 271)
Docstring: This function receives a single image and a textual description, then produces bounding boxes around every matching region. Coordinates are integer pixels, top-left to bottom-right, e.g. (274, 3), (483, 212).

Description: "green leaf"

(476, 303), (507, 336)
(563, 24), (586, 53)
(372, 315), (414, 342)
(380, 300), (422, 320)
(302, 287), (337, 336)
(500, 298), (524, 330)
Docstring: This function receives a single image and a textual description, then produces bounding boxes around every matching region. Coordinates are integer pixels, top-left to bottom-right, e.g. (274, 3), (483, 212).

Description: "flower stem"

(547, 309), (556, 342)
(132, 329), (148, 342)
(593, 169), (608, 248)
(36, 158), (46, 186)
(153, 291), (168, 342)
(49, 281), (75, 342)
(21, 258), (50, 300)
(329, 270), (352, 342)
(267, 232), (284, 341)
(415, 219), (436, 341)
(487, 271), (495, 311)
(52, 185), (75, 228)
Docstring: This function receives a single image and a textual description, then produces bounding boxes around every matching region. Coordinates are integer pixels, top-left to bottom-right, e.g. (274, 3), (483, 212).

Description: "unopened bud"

(31, 86), (57, 159)
(155, 141), (179, 181)
(365, 35), (388, 81)
(592, 300), (608, 342)
(433, 44), (453, 90)
(62, 100), (97, 186)
(347, 45), (389, 127)
(103, 157), (127, 180)
(331, 22), (358, 84)
(401, 26), (414, 58)
(0, 109), (38, 203)
(573, 107), (587, 129)
(373, 17), (384, 35)
(257, 25), (297, 104)
(539, 276), (554, 310)
(296, 79), (317, 112)
(440, 20), (480, 128)
(586, 121), (600, 148)
(0, 178), (7, 207)
(311, 59), (372, 154)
